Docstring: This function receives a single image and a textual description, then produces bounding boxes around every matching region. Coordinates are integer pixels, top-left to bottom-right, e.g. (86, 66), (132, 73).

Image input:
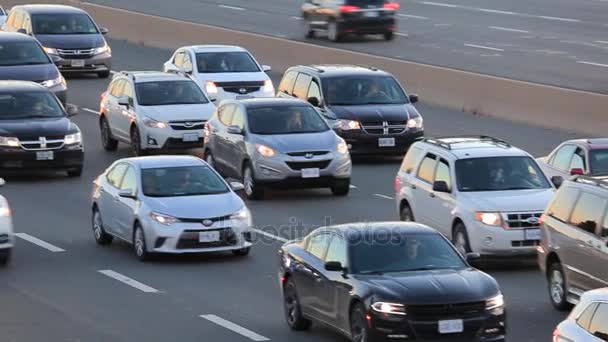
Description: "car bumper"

(0, 218), (14, 250)
(143, 128), (205, 151)
(0, 145), (84, 170)
(337, 128), (424, 155)
(252, 153), (351, 186)
(338, 16), (396, 34)
(467, 221), (540, 257)
(53, 52), (112, 73)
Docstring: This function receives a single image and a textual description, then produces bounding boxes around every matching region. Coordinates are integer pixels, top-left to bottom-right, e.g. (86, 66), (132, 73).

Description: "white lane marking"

(251, 228), (288, 243)
(200, 315), (270, 341)
(374, 194), (394, 200)
(98, 270), (160, 293)
(349, 184), (357, 189)
(395, 32), (409, 37)
(422, 1), (457, 7)
(577, 61), (608, 68)
(82, 108), (99, 115)
(15, 233), (66, 252)
(291, 16), (303, 20)
(538, 15), (579, 22)
(464, 44), (504, 52)
(218, 4), (245, 11)
(595, 41), (608, 44)
(479, 8), (515, 15)
(398, 14), (429, 20)
(418, 1), (579, 22)
(490, 26), (530, 33)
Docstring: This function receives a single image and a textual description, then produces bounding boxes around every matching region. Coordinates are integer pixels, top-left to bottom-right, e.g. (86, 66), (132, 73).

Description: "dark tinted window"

(106, 163), (128, 188)
(0, 41), (50, 66)
(349, 232), (466, 274)
(247, 106), (329, 135)
(548, 187), (580, 222)
(325, 236), (348, 266)
(570, 148), (586, 171)
(588, 303), (608, 341)
(400, 146), (423, 173)
(551, 145), (576, 171)
(590, 150), (608, 176)
(455, 157), (551, 191)
(577, 303), (598, 330)
(293, 73), (312, 99)
(417, 154), (436, 183)
(307, 232), (332, 260)
(322, 75), (408, 105)
(141, 166), (228, 197)
(195, 52), (260, 73)
(0, 92), (64, 119)
(570, 192), (607, 234)
(135, 81), (208, 106)
(278, 71), (297, 95)
(120, 167), (138, 191)
(435, 159), (452, 191)
(32, 13), (98, 34)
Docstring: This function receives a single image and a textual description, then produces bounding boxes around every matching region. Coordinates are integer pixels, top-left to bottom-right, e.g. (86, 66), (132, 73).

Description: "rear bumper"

(339, 17), (396, 34)
(257, 176), (348, 189)
(338, 129), (424, 155)
(0, 146), (84, 170)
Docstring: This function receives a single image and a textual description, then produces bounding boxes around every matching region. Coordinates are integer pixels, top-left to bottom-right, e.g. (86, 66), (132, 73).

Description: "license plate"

(438, 319), (464, 334)
(71, 59), (85, 67)
(301, 168), (320, 178)
(363, 11), (379, 17)
(36, 151), (54, 160)
(182, 133), (199, 142)
(199, 231), (220, 243)
(525, 229), (541, 240)
(378, 138), (395, 147)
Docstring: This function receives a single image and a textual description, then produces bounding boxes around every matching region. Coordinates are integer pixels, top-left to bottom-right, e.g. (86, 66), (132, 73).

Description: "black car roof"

(0, 32), (39, 42)
(323, 222), (438, 237)
(0, 80), (48, 93)
(14, 4), (87, 15)
(239, 97), (311, 109)
(292, 64), (391, 77)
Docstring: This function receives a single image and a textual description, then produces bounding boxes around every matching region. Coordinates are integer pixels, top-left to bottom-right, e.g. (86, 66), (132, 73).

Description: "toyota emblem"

(239, 88), (247, 94)
(202, 219), (213, 226)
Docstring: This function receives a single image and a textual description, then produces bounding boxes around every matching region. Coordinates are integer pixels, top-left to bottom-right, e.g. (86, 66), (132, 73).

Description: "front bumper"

(143, 128), (205, 151)
(0, 217), (15, 250)
(338, 16), (396, 34)
(337, 128), (424, 155)
(0, 145), (84, 171)
(53, 52), (112, 73)
(467, 220), (540, 257)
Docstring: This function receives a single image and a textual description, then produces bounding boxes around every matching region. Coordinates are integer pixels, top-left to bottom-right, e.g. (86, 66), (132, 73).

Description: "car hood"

(459, 189), (554, 212)
(144, 192), (243, 219)
(254, 130), (338, 154)
(34, 34), (105, 49)
(140, 103), (216, 122)
(196, 72), (269, 83)
(0, 64), (58, 82)
(0, 117), (73, 138)
(328, 104), (420, 121)
(356, 268), (498, 304)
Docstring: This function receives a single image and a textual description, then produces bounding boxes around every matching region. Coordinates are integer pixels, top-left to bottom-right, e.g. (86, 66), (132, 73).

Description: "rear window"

(401, 146), (423, 173)
(347, 0), (386, 6)
(569, 192), (607, 234)
(547, 186), (580, 222)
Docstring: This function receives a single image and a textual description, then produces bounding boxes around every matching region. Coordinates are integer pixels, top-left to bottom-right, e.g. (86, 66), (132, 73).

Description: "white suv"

(394, 136), (555, 257)
(162, 45), (274, 102)
(0, 178), (14, 266)
(99, 71), (216, 156)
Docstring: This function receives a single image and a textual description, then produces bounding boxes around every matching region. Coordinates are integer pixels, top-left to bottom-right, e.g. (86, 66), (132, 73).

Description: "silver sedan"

(91, 155), (252, 261)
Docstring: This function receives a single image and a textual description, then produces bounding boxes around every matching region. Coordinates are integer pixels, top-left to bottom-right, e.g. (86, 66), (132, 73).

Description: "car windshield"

(248, 106), (330, 135)
(135, 81), (209, 106)
(0, 92), (64, 119)
(590, 150), (608, 176)
(456, 156), (551, 192)
(32, 13), (98, 35)
(0, 41), (50, 66)
(350, 232), (466, 274)
(195, 52), (260, 73)
(323, 75), (408, 106)
(141, 166), (228, 197)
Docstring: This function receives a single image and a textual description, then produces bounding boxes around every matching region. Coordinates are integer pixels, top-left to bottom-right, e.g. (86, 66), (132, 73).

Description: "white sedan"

(553, 287), (608, 341)
(0, 178), (14, 266)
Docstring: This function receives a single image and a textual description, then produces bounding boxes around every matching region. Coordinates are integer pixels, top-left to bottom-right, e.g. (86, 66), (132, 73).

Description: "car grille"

(57, 48), (96, 59)
(285, 160), (331, 170)
(177, 214), (231, 224)
(215, 81), (264, 94)
(408, 301), (486, 320)
(504, 212), (542, 229)
(286, 151), (329, 157)
(19, 136), (65, 150)
(361, 120), (408, 135)
(169, 120), (206, 131)
(176, 228), (237, 249)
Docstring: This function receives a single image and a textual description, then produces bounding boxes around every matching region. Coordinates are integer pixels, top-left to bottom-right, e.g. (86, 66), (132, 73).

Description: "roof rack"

(423, 135), (511, 150)
(354, 64), (378, 71)
(116, 70), (136, 81)
(299, 65), (325, 73)
(573, 176), (608, 189)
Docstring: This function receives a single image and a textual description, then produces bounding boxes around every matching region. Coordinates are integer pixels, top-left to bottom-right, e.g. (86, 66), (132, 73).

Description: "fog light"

(147, 137), (158, 145)
(485, 328), (500, 334)
(483, 237), (494, 246)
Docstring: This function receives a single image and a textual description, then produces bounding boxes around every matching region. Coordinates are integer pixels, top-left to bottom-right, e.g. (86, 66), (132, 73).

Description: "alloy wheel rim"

(93, 212), (102, 240)
(351, 313), (366, 342)
(244, 168), (253, 196)
(454, 232), (467, 255)
(284, 285), (297, 325)
(401, 208), (412, 221)
(135, 228), (144, 257)
(551, 270), (565, 304)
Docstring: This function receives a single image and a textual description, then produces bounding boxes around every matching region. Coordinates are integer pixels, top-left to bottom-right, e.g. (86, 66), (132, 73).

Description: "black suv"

(301, 0), (399, 41)
(0, 81), (84, 177)
(277, 65), (423, 155)
(538, 176), (608, 310)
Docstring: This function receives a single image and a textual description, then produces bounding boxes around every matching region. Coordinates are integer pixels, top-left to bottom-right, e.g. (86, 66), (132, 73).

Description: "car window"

(110, 80), (125, 97)
(247, 105), (329, 135)
(400, 146), (423, 173)
(278, 71), (298, 95)
(0, 40), (51, 66)
(135, 81), (208, 106)
(417, 154), (436, 183)
(195, 52), (260, 73)
(325, 235), (348, 266)
(141, 166), (229, 197)
(182, 52), (193, 71)
(307, 232), (332, 260)
(0, 92), (65, 120)
(123, 82), (134, 99)
(120, 166), (138, 191)
(106, 163), (128, 188)
(590, 149), (608, 176)
(5, 10), (16, 27)
(551, 144), (577, 171)
(218, 104), (235, 126)
(12, 11), (23, 28)
(32, 13), (99, 35)
(577, 302), (598, 330)
(293, 73), (312, 99)
(307, 80), (321, 101)
(231, 107), (245, 129)
(435, 158), (451, 191)
(588, 303), (608, 341)
(322, 75), (409, 106)
(547, 186), (580, 222)
(347, 0), (386, 5)
(570, 148), (586, 172)
(173, 51), (184, 67)
(569, 192), (607, 235)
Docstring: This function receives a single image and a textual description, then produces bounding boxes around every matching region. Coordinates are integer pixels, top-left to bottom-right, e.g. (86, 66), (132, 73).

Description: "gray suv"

(203, 98), (352, 199)
(538, 176), (608, 310)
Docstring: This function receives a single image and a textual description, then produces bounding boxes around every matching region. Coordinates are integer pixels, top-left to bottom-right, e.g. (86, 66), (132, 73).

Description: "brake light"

(384, 2), (400, 10)
(552, 328), (559, 342)
(100, 91), (106, 100)
(394, 176), (401, 193)
(339, 5), (359, 12)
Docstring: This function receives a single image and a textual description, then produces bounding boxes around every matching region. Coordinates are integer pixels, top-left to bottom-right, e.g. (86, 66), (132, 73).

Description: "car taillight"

(339, 5), (359, 12)
(394, 176), (401, 193)
(552, 328), (559, 342)
(384, 2), (400, 10)
(100, 91), (106, 100)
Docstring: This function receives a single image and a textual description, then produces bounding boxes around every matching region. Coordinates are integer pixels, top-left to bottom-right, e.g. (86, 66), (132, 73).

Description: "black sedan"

(278, 222), (506, 342)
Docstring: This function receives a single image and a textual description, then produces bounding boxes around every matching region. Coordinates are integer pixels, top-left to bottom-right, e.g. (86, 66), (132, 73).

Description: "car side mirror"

(118, 189), (137, 199)
(325, 261), (345, 272)
(164, 63), (179, 73)
(17, 28), (28, 35)
(570, 168), (584, 176)
(66, 104), (78, 117)
(99, 27), (109, 35)
(262, 65), (272, 72)
(432, 180), (450, 193)
(466, 253), (480, 262)
(409, 94), (419, 104)
(118, 95), (130, 108)
(230, 182), (245, 192)
(551, 176), (563, 189)
(226, 125), (243, 135)
(0, 178), (5, 187)
(307, 96), (321, 107)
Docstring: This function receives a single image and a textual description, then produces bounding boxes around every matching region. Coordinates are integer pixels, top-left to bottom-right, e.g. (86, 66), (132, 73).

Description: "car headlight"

(0, 206), (10, 217)
(337, 139), (349, 154)
(230, 206), (252, 225)
(485, 294), (504, 310)
(206, 81), (219, 94)
(64, 132), (82, 145)
(0, 136), (19, 147)
(263, 79), (274, 93)
(256, 144), (276, 157)
(333, 119), (361, 130)
(407, 116), (423, 129)
(371, 302), (407, 316)
(43, 46), (58, 55)
(93, 43), (111, 55)
(142, 118), (167, 129)
(40, 75), (64, 88)
(475, 212), (503, 227)
(150, 212), (178, 226)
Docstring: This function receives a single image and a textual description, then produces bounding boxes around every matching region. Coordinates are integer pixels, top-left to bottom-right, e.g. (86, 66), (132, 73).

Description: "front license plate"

(182, 133), (199, 142)
(438, 319), (464, 334)
(301, 168), (320, 178)
(71, 59), (85, 67)
(525, 229), (541, 240)
(199, 231), (220, 243)
(36, 151), (54, 160)
(378, 138), (395, 147)
(363, 11), (379, 17)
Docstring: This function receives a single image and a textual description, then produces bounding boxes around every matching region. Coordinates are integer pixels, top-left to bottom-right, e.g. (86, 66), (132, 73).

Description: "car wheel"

(548, 262), (572, 311)
(328, 21), (342, 42)
(304, 19), (314, 38)
(331, 179), (350, 196)
(400, 203), (415, 222)
(67, 167), (83, 177)
(243, 163), (264, 200)
(133, 223), (150, 261)
(205, 151), (216, 169)
(452, 222), (472, 255)
(232, 247), (250, 256)
(0, 249), (11, 266)
(130, 126), (147, 157)
(283, 278), (312, 330)
(100, 117), (118, 151)
(92, 208), (113, 245)
(384, 31), (394, 40)
(98, 70), (111, 78)
(350, 303), (369, 342)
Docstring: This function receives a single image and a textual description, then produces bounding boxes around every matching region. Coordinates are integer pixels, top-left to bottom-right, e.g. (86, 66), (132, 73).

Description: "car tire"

(331, 179), (350, 196)
(384, 31), (394, 40)
(100, 117), (119, 151)
(67, 167), (83, 177)
(130, 126), (147, 157)
(452, 222), (472, 255)
(400, 203), (415, 222)
(350, 303), (370, 342)
(304, 19), (314, 38)
(133, 223), (150, 261)
(232, 247), (250, 256)
(283, 278), (312, 331)
(328, 21), (342, 42)
(92, 208), (113, 245)
(243, 163), (264, 200)
(0, 249), (11, 266)
(548, 262), (573, 311)
(98, 70), (111, 78)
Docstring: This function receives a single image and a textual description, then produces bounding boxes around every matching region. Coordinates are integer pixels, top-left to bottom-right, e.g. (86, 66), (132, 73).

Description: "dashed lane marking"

(374, 194), (394, 200)
(200, 315), (270, 341)
(464, 44), (505, 52)
(218, 4), (245, 11)
(98, 270), (161, 293)
(82, 108), (99, 114)
(15, 233), (65, 252)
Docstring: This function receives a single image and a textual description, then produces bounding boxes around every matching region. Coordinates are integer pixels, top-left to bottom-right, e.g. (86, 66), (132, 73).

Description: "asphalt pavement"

(82, 0), (608, 93)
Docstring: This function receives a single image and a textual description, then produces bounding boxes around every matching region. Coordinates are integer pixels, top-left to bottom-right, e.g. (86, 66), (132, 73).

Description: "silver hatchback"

(203, 98), (352, 200)
(91, 155), (253, 261)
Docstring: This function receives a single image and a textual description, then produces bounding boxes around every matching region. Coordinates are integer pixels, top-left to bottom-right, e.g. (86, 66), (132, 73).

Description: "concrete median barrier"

(6, 0), (608, 135)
